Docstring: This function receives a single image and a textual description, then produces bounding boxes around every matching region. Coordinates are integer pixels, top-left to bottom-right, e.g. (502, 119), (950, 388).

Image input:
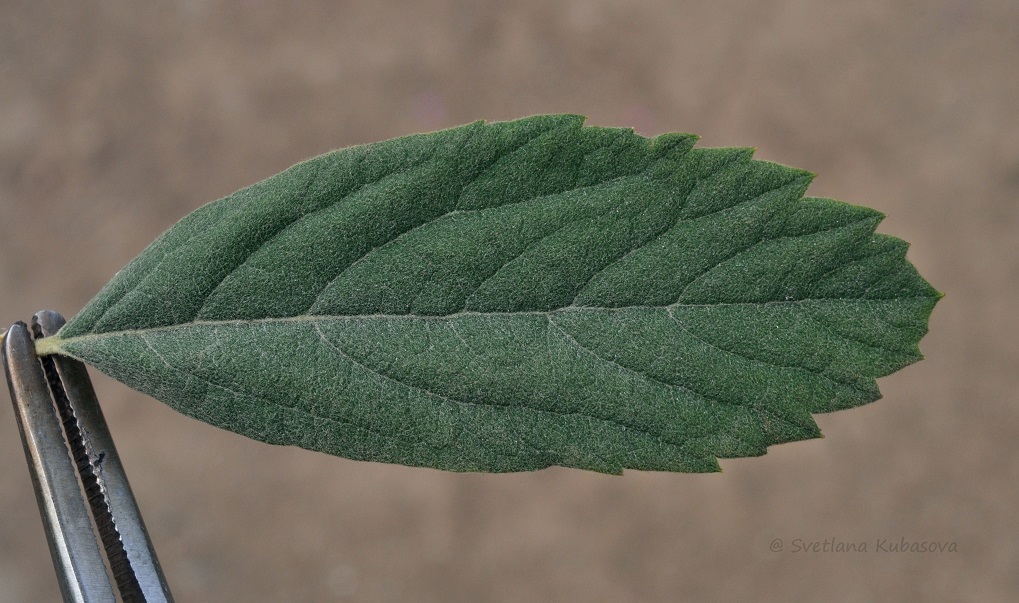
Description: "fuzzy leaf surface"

(39, 115), (940, 473)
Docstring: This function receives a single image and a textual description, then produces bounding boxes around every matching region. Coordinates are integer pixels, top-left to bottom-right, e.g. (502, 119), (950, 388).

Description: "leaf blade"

(41, 115), (940, 473)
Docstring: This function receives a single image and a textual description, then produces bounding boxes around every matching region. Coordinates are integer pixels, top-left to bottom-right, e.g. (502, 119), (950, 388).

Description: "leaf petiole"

(34, 336), (63, 357)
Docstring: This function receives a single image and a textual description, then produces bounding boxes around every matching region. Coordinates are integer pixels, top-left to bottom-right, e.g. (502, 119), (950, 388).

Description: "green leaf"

(36, 115), (940, 474)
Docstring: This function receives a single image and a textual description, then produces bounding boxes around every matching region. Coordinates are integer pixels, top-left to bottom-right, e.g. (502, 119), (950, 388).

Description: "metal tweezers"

(3, 311), (174, 603)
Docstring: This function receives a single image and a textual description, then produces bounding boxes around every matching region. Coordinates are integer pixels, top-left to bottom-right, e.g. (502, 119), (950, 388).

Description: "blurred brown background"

(1, 1), (1015, 601)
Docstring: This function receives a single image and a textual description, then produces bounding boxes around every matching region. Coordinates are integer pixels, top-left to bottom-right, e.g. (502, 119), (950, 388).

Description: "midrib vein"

(42, 296), (926, 353)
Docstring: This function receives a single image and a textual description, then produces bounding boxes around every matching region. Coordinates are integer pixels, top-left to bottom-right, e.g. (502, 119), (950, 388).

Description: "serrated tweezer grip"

(3, 311), (173, 603)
